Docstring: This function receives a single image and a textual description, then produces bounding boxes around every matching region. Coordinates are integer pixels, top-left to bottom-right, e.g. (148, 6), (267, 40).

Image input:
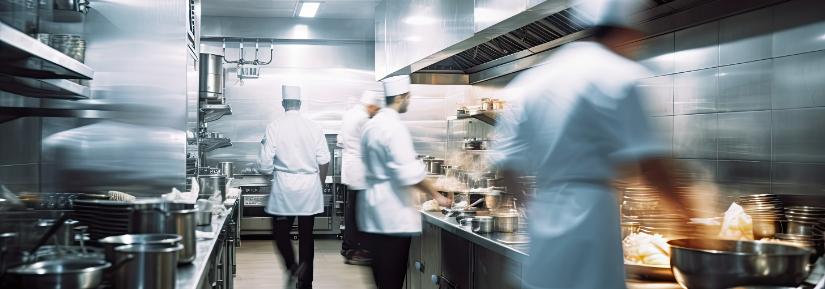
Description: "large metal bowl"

(97, 234), (181, 264)
(668, 239), (813, 289)
(7, 259), (111, 289)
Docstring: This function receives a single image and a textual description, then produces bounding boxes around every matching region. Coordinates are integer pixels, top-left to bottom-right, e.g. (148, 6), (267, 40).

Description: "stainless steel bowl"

(7, 259), (111, 289)
(668, 239), (813, 289)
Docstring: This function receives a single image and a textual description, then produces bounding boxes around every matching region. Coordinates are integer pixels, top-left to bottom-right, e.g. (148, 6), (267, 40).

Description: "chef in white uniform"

(257, 85), (330, 289)
(358, 75), (451, 289)
(492, 1), (690, 288)
(338, 90), (384, 265)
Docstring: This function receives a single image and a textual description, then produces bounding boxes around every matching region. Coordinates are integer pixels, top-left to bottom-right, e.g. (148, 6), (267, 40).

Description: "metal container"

(424, 159), (444, 175)
(165, 208), (196, 264)
(493, 213), (519, 233)
(97, 234), (181, 265)
(219, 162), (234, 178)
(114, 244), (182, 289)
(129, 199), (172, 234)
(668, 239), (813, 289)
(199, 53), (225, 103)
(471, 216), (494, 234)
(7, 259), (110, 289)
(195, 210), (212, 226)
(198, 175), (227, 201)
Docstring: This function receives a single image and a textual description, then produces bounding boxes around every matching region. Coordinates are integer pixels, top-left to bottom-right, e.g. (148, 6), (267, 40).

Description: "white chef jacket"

(337, 105), (370, 190)
(357, 109), (426, 234)
(492, 41), (668, 289)
(257, 111), (331, 216)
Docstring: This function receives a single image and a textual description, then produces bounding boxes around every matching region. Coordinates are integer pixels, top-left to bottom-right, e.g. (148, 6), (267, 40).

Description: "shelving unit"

(201, 104), (232, 122)
(0, 21), (93, 80)
(449, 111), (498, 126)
(201, 137), (232, 152)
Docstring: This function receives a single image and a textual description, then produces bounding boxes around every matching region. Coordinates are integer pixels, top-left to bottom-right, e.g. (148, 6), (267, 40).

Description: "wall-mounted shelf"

(200, 137), (232, 152)
(0, 107), (110, 123)
(0, 21), (93, 79)
(449, 111), (498, 126)
(201, 104), (232, 122)
(0, 74), (90, 99)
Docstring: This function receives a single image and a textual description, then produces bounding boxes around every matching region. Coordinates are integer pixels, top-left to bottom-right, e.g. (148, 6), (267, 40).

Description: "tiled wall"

(0, 91), (41, 192)
(628, 0), (825, 196)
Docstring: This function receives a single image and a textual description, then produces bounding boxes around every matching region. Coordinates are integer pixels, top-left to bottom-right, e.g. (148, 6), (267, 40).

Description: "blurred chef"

(358, 75), (451, 289)
(491, 0), (690, 288)
(257, 85), (330, 289)
(337, 90), (384, 266)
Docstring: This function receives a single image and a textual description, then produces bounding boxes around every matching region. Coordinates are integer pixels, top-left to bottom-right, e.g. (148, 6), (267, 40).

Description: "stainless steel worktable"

(176, 199), (236, 289)
(420, 210), (682, 289)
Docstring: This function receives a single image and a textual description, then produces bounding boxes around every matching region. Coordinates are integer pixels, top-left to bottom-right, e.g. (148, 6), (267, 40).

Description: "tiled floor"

(235, 238), (376, 289)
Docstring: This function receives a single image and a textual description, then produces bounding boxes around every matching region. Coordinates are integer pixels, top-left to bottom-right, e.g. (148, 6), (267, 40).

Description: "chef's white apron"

(522, 182), (626, 289)
(265, 170), (324, 216)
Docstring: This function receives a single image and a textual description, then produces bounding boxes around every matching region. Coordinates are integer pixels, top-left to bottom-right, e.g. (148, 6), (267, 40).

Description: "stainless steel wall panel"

(772, 162), (825, 195)
(717, 60), (772, 112)
(649, 116), (674, 157)
(716, 160), (772, 195)
(717, 111), (771, 161)
(628, 33), (676, 76)
(0, 118), (40, 165)
(474, 0), (529, 32)
(637, 75), (674, 116)
(771, 50), (825, 109)
(674, 68), (717, 115)
(674, 21), (719, 73)
(772, 107), (825, 163)
(719, 8), (773, 66)
(202, 17), (375, 42)
(678, 159), (717, 183)
(0, 164), (39, 192)
(406, 121), (449, 144)
(204, 142), (260, 169)
(674, 113), (717, 159)
(771, 0), (825, 58)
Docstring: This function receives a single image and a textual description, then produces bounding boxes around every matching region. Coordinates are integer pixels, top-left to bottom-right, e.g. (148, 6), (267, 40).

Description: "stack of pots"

(778, 206), (825, 257)
(737, 194), (786, 239)
(98, 234), (183, 289)
(130, 201), (197, 264)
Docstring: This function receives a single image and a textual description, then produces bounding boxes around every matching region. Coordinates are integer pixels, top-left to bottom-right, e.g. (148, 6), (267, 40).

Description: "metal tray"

(625, 263), (675, 281)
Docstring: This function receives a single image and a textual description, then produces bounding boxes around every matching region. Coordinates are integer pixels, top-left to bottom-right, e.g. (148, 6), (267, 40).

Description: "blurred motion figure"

(257, 85), (330, 289)
(492, 0), (689, 288)
(358, 75), (451, 289)
(337, 89), (384, 266)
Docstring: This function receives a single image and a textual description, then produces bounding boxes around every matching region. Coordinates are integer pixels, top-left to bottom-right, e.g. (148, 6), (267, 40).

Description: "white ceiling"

(202, 0), (381, 19)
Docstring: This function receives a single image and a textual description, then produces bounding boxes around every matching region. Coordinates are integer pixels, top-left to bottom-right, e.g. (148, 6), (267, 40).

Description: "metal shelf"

(0, 107), (110, 123)
(201, 104), (232, 122)
(201, 137), (232, 152)
(449, 111), (498, 126)
(0, 74), (90, 99)
(0, 21), (93, 79)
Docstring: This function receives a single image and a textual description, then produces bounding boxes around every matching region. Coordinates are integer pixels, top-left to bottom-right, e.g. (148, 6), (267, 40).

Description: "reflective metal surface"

(668, 239), (812, 289)
(637, 75), (674, 117)
(772, 108), (825, 163)
(674, 68), (717, 114)
(716, 161), (771, 195)
(114, 244), (182, 289)
(674, 21), (719, 73)
(7, 259), (110, 289)
(771, 50), (825, 109)
(202, 17), (374, 42)
(717, 111), (771, 161)
(771, 0), (825, 57)
(719, 8), (773, 66)
(673, 114), (716, 159)
(718, 60), (772, 112)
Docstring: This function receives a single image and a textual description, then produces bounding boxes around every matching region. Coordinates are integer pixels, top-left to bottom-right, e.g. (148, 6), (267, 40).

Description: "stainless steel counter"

(176, 199), (236, 289)
(420, 210), (682, 289)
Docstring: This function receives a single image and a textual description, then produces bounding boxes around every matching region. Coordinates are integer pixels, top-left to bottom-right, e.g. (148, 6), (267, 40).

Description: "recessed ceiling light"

(298, 2), (321, 18)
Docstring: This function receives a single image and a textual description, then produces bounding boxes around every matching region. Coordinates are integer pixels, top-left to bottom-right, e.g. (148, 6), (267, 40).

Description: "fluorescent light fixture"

(293, 24), (309, 39)
(298, 2), (321, 18)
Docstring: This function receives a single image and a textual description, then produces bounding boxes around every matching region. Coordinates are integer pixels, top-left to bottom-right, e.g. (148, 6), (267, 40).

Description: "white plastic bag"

(718, 202), (754, 240)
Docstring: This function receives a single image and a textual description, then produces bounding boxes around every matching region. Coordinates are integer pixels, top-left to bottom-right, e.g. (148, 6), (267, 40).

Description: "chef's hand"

(414, 179), (452, 208)
(433, 193), (453, 208)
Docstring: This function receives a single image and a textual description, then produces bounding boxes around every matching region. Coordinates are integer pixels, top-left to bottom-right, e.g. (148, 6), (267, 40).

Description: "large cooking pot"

(7, 259), (111, 289)
(113, 243), (182, 289)
(197, 175), (226, 201)
(165, 208), (197, 264)
(493, 213), (519, 233)
(218, 162), (235, 178)
(668, 239), (813, 289)
(97, 234), (181, 265)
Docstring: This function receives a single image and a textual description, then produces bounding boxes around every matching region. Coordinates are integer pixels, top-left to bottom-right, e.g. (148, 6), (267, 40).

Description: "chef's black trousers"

(271, 215), (315, 286)
(363, 232), (411, 289)
(342, 189), (367, 253)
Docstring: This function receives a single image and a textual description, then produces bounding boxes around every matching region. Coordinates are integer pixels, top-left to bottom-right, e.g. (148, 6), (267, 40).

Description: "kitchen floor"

(235, 238), (376, 289)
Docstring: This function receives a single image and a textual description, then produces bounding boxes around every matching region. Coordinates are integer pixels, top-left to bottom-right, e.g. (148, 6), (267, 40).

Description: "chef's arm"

(413, 179), (451, 207)
(638, 157), (693, 217)
(319, 163), (329, 184)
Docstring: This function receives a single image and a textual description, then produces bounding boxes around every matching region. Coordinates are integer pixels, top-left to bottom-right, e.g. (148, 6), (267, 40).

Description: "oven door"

(240, 194), (333, 235)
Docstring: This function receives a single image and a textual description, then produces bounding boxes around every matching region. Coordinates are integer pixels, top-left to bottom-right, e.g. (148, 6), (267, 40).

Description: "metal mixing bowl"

(7, 259), (111, 289)
(668, 239), (813, 289)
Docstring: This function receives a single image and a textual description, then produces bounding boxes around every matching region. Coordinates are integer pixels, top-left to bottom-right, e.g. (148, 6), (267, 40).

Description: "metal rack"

(449, 111), (498, 126)
(201, 104), (232, 122)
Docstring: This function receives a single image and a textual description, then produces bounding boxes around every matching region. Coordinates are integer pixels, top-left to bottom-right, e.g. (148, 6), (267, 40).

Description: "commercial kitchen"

(1, 0), (825, 288)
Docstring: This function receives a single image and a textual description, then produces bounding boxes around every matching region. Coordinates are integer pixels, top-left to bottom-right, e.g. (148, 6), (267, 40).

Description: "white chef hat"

(282, 85), (301, 100)
(382, 75), (411, 97)
(360, 90), (385, 107)
(575, 0), (645, 28)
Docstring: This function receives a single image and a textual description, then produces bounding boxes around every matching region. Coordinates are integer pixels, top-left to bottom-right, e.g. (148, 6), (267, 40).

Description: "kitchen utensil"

(195, 210), (212, 226)
(493, 213), (519, 233)
(472, 216), (494, 234)
(624, 263), (674, 281)
(7, 259), (110, 289)
(165, 207), (196, 264)
(484, 193), (501, 211)
(219, 162), (234, 178)
(30, 214), (71, 259)
(458, 217), (474, 229)
(466, 198), (484, 209)
(114, 243), (182, 289)
(97, 234), (181, 265)
(668, 238), (813, 289)
(197, 175), (227, 201)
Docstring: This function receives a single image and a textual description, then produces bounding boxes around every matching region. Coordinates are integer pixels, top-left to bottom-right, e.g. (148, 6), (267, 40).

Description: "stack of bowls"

(785, 206), (825, 236)
(36, 33), (86, 62)
(737, 194), (786, 239)
(774, 233), (823, 259)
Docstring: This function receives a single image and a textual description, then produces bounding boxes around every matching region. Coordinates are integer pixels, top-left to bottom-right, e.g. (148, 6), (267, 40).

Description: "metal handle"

(414, 261), (424, 272)
(431, 275), (439, 285)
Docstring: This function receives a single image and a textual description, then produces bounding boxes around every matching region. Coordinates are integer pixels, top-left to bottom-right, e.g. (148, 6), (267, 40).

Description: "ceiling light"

(298, 2), (321, 18)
